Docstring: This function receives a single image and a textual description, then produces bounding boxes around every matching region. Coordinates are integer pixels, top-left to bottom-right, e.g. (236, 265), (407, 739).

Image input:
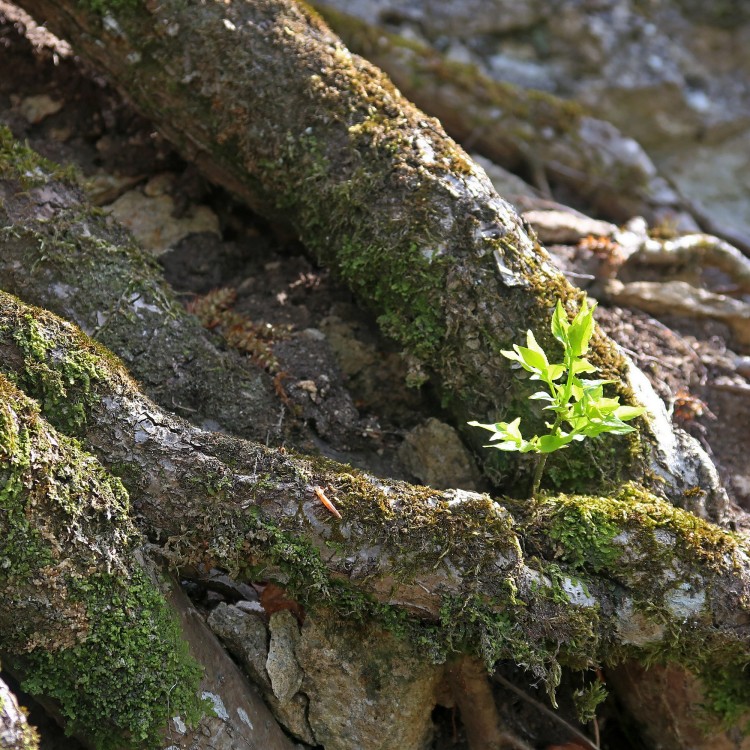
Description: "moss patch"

(0, 375), (204, 748)
(22, 569), (204, 750)
(0, 126), (78, 187)
(11, 313), (106, 435)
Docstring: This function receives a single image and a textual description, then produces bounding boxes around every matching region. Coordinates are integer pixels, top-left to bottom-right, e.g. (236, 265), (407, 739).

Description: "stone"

(18, 94), (63, 124)
(266, 611), (304, 705)
(206, 602), (271, 691)
(207, 604), (316, 744)
(320, 0), (750, 244)
(105, 187), (220, 255)
(295, 615), (443, 750)
(398, 418), (480, 491)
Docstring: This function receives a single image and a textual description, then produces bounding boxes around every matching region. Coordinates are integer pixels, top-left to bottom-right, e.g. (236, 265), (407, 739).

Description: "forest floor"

(2, 4), (750, 749)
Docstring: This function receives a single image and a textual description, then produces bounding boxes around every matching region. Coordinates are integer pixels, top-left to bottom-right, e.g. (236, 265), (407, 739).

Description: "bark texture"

(0, 128), (285, 446)
(0, 674), (41, 750)
(10, 0), (727, 515)
(1, 289), (749, 745)
(313, 4), (684, 224)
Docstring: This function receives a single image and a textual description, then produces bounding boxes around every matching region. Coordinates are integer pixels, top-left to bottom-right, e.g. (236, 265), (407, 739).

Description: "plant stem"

(530, 454), (547, 500)
(530, 412), (564, 500)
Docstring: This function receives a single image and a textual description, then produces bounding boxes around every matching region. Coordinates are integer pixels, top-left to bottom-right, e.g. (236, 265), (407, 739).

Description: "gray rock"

(398, 418), (480, 490)
(267, 611), (304, 705)
(206, 602), (271, 691)
(207, 604), (316, 744)
(296, 615), (443, 750)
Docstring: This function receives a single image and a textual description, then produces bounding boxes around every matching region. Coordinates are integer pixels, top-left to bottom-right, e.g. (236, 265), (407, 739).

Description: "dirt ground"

(2, 4), (750, 749)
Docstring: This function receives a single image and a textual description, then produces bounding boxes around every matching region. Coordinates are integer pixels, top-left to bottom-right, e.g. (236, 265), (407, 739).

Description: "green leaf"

(571, 359), (597, 375)
(529, 391), (554, 401)
(486, 440), (524, 451)
(613, 405), (646, 421)
(551, 300), (570, 344)
(515, 346), (548, 374)
(467, 420), (500, 434)
(470, 293), (647, 497)
(505, 416), (523, 440)
(526, 329), (545, 356)
(568, 298), (597, 357)
(538, 433), (574, 452)
(584, 396), (621, 416)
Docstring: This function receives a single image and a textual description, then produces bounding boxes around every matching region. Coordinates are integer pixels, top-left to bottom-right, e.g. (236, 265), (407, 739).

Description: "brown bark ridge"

(12, 0), (726, 514)
(1, 289), (749, 742)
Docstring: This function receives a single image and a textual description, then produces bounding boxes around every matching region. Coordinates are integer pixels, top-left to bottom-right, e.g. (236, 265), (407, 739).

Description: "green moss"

(0, 394), (56, 587)
(543, 495), (623, 572)
(265, 129), (451, 368)
(338, 238), (447, 363)
(699, 656), (750, 729)
(0, 377), (204, 747)
(0, 126), (78, 187)
(573, 679), (608, 723)
(11, 313), (106, 435)
(533, 483), (741, 575)
(22, 569), (205, 750)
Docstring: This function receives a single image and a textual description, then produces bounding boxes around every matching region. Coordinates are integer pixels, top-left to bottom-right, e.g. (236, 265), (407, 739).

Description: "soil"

(2, 3), (749, 749)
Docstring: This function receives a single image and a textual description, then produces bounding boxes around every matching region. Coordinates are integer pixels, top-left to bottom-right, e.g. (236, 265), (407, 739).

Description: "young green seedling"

(470, 297), (645, 500)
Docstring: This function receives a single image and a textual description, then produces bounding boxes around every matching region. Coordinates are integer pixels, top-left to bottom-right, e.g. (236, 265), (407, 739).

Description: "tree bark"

(1, 289), (749, 746)
(0, 129), (286, 447)
(3, 1), (749, 745)
(0, 674), (41, 750)
(312, 3), (684, 225)
(9, 0), (728, 516)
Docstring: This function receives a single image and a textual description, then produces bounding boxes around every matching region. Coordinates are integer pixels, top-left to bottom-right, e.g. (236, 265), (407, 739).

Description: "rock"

(471, 154), (539, 209)
(522, 209), (617, 244)
(18, 94), (63, 124)
(735, 356), (750, 379)
(609, 661), (750, 750)
(295, 615), (444, 750)
(85, 172), (143, 205)
(105, 186), (220, 255)
(318, 314), (374, 377)
(206, 602), (271, 691)
(321, 0), (750, 243)
(318, 313), (424, 426)
(398, 418), (480, 491)
(266, 611), (304, 705)
(207, 604), (316, 744)
(208, 602), (444, 750)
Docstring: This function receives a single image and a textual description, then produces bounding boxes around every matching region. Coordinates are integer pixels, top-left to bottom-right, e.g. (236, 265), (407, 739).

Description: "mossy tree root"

(0, 127), (285, 447)
(11, 0), (722, 510)
(1, 291), (749, 737)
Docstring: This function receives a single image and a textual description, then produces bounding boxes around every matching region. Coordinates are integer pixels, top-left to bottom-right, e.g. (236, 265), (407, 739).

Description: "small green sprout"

(470, 297), (645, 499)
